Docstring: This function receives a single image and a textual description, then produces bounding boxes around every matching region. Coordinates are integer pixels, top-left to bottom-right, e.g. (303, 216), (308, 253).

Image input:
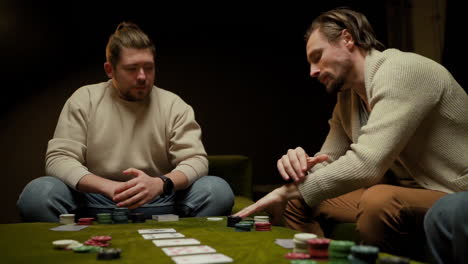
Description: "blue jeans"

(424, 192), (468, 264)
(17, 176), (234, 222)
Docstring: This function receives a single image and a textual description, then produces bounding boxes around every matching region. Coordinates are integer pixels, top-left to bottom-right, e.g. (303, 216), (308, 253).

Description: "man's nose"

(310, 64), (320, 78)
(137, 67), (146, 80)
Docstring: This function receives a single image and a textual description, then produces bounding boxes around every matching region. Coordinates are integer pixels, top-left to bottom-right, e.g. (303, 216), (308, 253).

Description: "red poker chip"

(284, 252), (311, 259)
(308, 248), (328, 258)
(91, 236), (112, 242)
(84, 240), (110, 247)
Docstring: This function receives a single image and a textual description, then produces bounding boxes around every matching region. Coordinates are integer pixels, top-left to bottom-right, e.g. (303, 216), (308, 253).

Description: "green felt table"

(0, 217), (425, 264)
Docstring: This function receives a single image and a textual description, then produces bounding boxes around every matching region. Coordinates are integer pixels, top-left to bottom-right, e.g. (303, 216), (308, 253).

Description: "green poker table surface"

(0, 217), (425, 264)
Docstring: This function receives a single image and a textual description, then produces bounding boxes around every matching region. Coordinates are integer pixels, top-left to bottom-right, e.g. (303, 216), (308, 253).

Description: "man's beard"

(325, 76), (345, 96)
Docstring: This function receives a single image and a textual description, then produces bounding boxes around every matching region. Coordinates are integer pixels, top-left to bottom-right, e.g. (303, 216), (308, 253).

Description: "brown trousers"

(284, 184), (446, 259)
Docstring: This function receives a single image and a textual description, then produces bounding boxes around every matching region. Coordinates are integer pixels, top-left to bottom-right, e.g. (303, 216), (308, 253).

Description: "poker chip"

(284, 252), (311, 259)
(130, 212), (146, 223)
(307, 238), (331, 259)
(91, 236), (112, 242)
(52, 239), (80, 249)
(227, 215), (242, 227)
(73, 245), (101, 253)
(96, 213), (113, 224)
(350, 245), (379, 263)
(97, 248), (122, 260)
(377, 256), (410, 264)
(207, 217), (223, 221)
(59, 214), (75, 225)
(78, 217), (94, 225)
(234, 223), (252, 232)
(254, 222), (272, 231)
(290, 260), (318, 264)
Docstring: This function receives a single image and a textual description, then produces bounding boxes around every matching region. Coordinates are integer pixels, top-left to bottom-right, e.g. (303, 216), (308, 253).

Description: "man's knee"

(193, 176), (234, 204)
(358, 185), (399, 217)
(17, 176), (71, 221)
(425, 192), (468, 232)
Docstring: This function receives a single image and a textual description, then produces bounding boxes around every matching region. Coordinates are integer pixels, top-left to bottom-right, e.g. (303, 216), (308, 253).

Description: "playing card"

(138, 228), (177, 234)
(50, 225), (89, 231)
(152, 214), (179, 222)
(275, 238), (294, 249)
(162, 245), (216, 256)
(152, 238), (201, 247)
(142, 233), (185, 240)
(172, 253), (233, 264)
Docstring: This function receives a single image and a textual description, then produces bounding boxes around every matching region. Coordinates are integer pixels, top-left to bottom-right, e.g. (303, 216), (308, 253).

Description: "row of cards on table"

(138, 228), (233, 264)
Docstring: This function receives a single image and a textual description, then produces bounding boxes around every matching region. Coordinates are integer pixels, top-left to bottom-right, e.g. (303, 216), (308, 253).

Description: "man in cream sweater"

(235, 8), (467, 259)
(17, 22), (234, 222)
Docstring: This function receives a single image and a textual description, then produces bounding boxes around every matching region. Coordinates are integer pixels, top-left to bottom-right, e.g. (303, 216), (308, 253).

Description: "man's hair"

(105, 22), (156, 67)
(305, 7), (385, 51)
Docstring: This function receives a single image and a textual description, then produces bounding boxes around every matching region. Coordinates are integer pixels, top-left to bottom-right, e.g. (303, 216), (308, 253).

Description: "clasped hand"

(112, 168), (163, 209)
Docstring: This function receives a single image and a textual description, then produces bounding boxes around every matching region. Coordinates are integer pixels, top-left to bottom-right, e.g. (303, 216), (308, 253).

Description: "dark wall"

(1, 1), (393, 223)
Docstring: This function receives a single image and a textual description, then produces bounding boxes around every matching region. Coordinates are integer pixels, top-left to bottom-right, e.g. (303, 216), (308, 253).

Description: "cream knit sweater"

(46, 81), (208, 189)
(298, 49), (468, 207)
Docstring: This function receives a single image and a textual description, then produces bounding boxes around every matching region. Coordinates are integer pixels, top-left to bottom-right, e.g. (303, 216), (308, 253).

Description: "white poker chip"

(52, 239), (80, 249)
(294, 233), (318, 242)
(207, 217), (223, 221)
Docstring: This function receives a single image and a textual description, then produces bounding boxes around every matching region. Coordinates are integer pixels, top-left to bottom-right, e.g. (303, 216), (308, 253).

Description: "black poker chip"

(97, 248), (122, 260)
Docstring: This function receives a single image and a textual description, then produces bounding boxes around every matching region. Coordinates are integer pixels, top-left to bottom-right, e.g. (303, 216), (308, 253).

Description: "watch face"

(163, 177), (174, 195)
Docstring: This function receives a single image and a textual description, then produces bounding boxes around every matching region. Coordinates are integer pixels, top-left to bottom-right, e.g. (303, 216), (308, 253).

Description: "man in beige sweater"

(17, 22), (234, 222)
(235, 8), (468, 259)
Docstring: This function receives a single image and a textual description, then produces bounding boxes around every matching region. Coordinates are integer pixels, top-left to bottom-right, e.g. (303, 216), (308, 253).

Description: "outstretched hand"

(112, 168), (164, 209)
(233, 184), (302, 225)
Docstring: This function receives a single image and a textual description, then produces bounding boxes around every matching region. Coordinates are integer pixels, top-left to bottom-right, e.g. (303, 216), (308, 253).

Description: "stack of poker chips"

(84, 236), (112, 247)
(130, 212), (146, 223)
(293, 233), (317, 253)
(227, 216), (242, 227)
(77, 217), (94, 225)
(307, 238), (331, 259)
(253, 215), (269, 223)
(378, 255), (410, 264)
(234, 220), (254, 232)
(255, 222), (272, 231)
(112, 208), (129, 224)
(328, 240), (356, 262)
(96, 213), (113, 224)
(97, 248), (122, 260)
(59, 214), (75, 225)
(348, 245), (379, 264)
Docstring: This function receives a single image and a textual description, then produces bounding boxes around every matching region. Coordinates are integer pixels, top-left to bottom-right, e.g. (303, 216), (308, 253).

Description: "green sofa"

(207, 155), (254, 214)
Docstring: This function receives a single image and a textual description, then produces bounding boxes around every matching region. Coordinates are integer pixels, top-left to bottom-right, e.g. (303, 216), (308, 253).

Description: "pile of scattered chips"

(84, 236), (112, 247)
(307, 238), (331, 259)
(227, 216), (242, 227)
(52, 239), (82, 250)
(78, 217), (94, 225)
(328, 240), (355, 262)
(293, 233), (317, 254)
(59, 214), (75, 225)
(348, 245), (379, 264)
(97, 248), (122, 260)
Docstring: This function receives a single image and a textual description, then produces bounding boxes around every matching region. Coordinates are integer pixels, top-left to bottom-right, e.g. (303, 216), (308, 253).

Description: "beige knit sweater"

(298, 49), (468, 207)
(46, 81), (208, 189)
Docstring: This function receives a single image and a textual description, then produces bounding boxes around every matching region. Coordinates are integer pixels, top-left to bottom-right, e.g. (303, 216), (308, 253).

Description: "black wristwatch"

(158, 175), (174, 196)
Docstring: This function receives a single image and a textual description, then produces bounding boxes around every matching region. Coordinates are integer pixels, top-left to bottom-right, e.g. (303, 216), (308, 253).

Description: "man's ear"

(104, 62), (113, 79)
(341, 29), (355, 50)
